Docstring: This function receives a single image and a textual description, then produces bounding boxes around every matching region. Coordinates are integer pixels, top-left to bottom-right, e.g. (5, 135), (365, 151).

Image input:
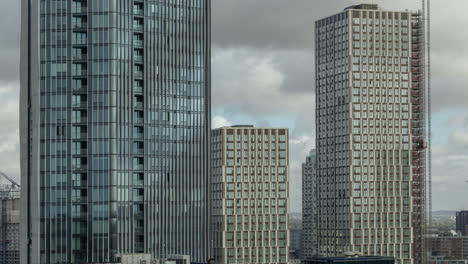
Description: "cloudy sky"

(1, 0), (467, 213)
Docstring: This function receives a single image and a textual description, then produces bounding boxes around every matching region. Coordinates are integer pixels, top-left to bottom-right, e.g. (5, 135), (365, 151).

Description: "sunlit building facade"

(315, 4), (426, 264)
(211, 126), (290, 264)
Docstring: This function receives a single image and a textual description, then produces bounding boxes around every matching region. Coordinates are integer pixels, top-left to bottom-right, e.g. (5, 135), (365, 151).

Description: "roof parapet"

(345, 4), (379, 11)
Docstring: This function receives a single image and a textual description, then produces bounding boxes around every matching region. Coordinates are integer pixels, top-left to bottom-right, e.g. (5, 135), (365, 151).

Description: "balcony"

(134, 86), (143, 93)
(134, 6), (144, 16)
(412, 44), (421, 51)
(72, 213), (88, 221)
(73, 23), (88, 31)
(72, 132), (87, 140)
(134, 165), (144, 172)
(73, 54), (87, 61)
(134, 179), (144, 186)
(133, 144), (144, 156)
(134, 71), (143, 78)
(73, 39), (87, 45)
(73, 70), (88, 78)
(412, 75), (422, 82)
(72, 2), (88, 14)
(72, 6), (88, 14)
(72, 196), (88, 203)
(72, 101), (87, 108)
(73, 180), (87, 188)
(134, 133), (144, 140)
(412, 29), (422, 37)
(412, 120), (423, 128)
(134, 117), (144, 125)
(133, 23), (144, 31)
(133, 39), (143, 47)
(72, 165), (88, 171)
(134, 102), (144, 109)
(73, 117), (88, 125)
(412, 37), (422, 44)
(412, 90), (422, 97)
(133, 194), (144, 202)
(134, 55), (143, 63)
(73, 148), (88, 156)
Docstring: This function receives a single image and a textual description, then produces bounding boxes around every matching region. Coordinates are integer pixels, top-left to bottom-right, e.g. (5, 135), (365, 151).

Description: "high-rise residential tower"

(20, 1), (211, 263)
(211, 126), (290, 264)
(315, 4), (427, 264)
(302, 149), (318, 258)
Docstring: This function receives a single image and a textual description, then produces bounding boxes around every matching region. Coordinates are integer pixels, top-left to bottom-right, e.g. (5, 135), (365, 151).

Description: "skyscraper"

(302, 149), (318, 258)
(211, 126), (290, 264)
(315, 4), (427, 264)
(20, 1), (211, 263)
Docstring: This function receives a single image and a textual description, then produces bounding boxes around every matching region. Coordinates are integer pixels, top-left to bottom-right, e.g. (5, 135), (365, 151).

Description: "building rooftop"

(345, 4), (379, 11)
(231, 125), (255, 128)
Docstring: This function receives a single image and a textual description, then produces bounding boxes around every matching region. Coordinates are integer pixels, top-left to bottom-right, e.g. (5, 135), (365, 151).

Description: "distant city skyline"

(0, 0), (468, 214)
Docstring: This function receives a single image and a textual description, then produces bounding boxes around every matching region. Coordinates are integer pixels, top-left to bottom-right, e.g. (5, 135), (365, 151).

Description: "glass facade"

(21, 0), (211, 263)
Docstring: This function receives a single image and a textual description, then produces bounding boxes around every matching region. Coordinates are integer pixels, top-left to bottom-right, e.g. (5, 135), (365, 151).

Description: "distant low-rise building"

(430, 236), (465, 260)
(302, 256), (395, 264)
(119, 254), (191, 264)
(429, 255), (467, 264)
(429, 235), (468, 264)
(290, 228), (303, 259)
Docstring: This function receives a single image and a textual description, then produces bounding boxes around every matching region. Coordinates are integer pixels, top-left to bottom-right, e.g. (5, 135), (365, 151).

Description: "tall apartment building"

(315, 4), (427, 264)
(302, 149), (318, 258)
(211, 126), (290, 264)
(20, 1), (211, 263)
(457, 211), (468, 236)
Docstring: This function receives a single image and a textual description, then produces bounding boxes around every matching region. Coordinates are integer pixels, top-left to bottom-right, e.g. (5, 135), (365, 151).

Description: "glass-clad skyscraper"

(20, 1), (211, 263)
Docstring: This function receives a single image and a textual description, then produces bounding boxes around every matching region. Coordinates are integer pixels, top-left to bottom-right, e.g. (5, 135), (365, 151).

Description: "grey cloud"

(213, 0), (468, 111)
(212, 0), (420, 50)
(275, 50), (316, 94)
(0, 82), (20, 182)
(212, 48), (315, 115)
(0, 0), (20, 82)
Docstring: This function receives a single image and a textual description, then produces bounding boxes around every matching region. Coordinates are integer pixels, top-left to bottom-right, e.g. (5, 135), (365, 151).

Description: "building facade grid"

(314, 5), (426, 264)
(20, 0), (211, 263)
(211, 126), (290, 264)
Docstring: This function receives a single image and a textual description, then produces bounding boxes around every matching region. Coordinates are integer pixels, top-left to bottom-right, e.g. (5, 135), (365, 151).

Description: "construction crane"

(0, 172), (20, 200)
(0, 172), (20, 189)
